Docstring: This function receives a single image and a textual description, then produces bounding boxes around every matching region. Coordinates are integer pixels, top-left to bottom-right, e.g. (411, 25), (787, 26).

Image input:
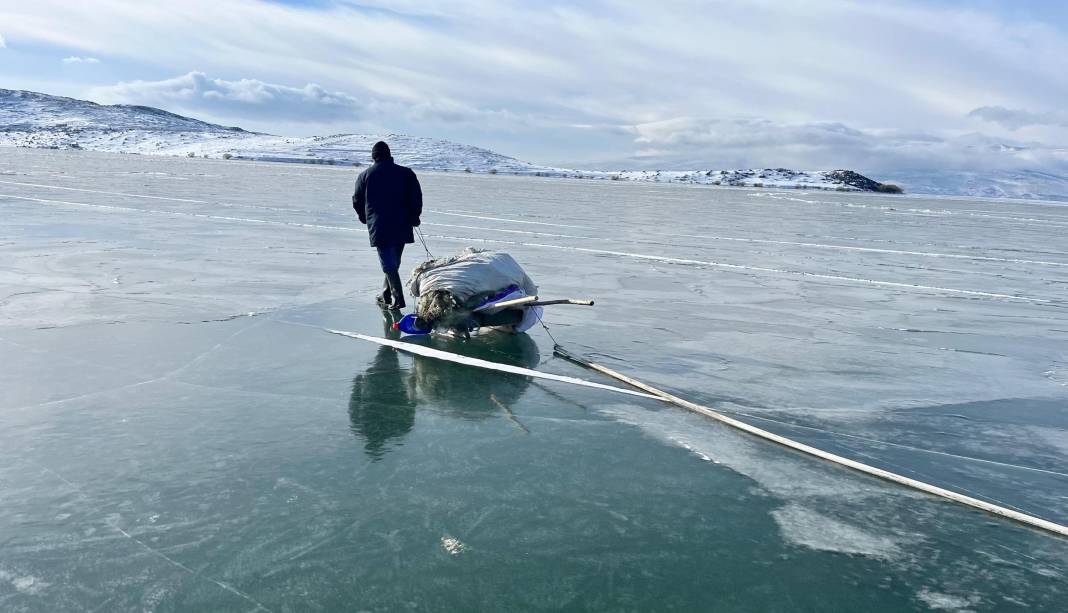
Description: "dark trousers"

(376, 244), (405, 307)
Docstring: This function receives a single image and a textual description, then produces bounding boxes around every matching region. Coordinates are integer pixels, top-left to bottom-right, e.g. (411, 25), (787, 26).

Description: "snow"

(917, 589), (982, 612)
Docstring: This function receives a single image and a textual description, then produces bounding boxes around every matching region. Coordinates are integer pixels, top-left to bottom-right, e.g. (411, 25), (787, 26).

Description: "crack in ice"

(27, 461), (275, 612)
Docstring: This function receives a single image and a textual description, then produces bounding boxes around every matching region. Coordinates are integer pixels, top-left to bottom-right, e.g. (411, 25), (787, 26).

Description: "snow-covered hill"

(0, 89), (249, 135)
(0, 89), (554, 172)
(0, 88), (945, 195)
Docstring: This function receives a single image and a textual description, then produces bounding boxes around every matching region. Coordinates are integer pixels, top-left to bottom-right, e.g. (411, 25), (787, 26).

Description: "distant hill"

(5, 87), (1022, 197)
(0, 89), (249, 134)
(0, 88), (553, 175)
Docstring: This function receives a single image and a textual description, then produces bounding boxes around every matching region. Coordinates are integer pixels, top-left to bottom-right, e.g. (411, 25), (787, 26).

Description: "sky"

(1, 0), (1067, 175)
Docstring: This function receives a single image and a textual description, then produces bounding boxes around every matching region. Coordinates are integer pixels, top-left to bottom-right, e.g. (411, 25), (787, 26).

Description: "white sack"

(408, 248), (537, 303)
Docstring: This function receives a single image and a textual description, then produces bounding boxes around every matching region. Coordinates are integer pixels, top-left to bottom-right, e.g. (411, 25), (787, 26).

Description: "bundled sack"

(407, 248), (539, 332)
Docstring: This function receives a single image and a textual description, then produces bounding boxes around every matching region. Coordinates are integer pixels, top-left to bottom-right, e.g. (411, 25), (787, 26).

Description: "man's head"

(371, 141), (391, 162)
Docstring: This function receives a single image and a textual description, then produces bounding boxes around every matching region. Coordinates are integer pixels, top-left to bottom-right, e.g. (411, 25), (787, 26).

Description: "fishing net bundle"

(407, 248), (538, 332)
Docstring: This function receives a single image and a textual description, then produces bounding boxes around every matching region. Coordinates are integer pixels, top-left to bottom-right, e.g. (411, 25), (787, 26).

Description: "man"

(352, 141), (423, 310)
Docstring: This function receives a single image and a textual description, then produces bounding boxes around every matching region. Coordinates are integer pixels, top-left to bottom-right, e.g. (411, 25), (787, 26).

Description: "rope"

(532, 307), (560, 348)
(415, 226), (433, 260)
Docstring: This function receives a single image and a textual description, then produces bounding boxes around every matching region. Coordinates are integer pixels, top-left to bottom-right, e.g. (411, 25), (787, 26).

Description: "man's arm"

(408, 170), (423, 227)
(352, 172), (367, 224)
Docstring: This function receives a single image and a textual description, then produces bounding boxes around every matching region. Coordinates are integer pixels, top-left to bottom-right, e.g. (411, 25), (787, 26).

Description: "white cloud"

(2, 0), (1068, 174)
(89, 72), (362, 124)
(0, 33), (6, 48)
(61, 56), (100, 64)
(88, 70), (534, 136)
(968, 106), (1068, 131)
(622, 115), (1068, 177)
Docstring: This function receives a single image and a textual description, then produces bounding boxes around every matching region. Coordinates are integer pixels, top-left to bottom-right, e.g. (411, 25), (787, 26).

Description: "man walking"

(353, 141), (423, 310)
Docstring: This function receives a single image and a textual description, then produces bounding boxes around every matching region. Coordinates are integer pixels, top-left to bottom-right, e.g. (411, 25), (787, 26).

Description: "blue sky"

(1, 0), (1066, 175)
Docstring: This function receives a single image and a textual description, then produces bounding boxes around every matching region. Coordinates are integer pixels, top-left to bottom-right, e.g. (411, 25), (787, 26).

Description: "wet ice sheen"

(2, 149), (1067, 611)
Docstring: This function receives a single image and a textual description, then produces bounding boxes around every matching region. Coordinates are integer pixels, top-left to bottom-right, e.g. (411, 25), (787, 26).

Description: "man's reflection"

(348, 322), (540, 459)
(348, 312), (414, 459)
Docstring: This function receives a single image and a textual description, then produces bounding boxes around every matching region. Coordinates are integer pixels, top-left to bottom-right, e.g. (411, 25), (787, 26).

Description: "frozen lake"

(2, 148), (1067, 611)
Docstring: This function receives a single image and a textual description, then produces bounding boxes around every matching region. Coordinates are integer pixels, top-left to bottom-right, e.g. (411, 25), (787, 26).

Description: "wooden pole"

(552, 346), (1068, 539)
(472, 295), (539, 312)
(527, 299), (595, 307)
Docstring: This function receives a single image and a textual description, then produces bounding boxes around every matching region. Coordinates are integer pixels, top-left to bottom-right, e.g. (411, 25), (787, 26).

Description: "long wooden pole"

(552, 346), (1068, 538)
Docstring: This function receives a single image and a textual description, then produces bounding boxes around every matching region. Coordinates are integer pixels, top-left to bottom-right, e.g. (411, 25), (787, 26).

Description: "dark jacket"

(352, 157), (422, 247)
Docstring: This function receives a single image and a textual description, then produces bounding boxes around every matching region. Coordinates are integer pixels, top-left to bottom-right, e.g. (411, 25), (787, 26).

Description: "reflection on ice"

(348, 313), (541, 459)
(406, 332), (540, 412)
(349, 346), (416, 460)
(347, 311), (413, 459)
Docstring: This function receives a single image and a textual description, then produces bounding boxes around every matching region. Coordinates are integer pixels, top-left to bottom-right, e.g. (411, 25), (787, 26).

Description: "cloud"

(88, 70), (533, 135)
(968, 106), (1068, 131)
(624, 117), (891, 169)
(89, 71), (362, 123)
(0, 33), (6, 48)
(620, 116), (1068, 176)
(3, 0), (1068, 173)
(633, 118), (867, 152)
(392, 97), (531, 130)
(61, 56), (100, 64)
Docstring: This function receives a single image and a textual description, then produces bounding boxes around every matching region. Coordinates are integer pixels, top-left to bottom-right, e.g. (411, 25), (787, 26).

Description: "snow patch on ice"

(0, 570), (50, 595)
(441, 536), (467, 556)
(678, 441), (717, 463)
(771, 503), (901, 559)
(916, 588), (982, 611)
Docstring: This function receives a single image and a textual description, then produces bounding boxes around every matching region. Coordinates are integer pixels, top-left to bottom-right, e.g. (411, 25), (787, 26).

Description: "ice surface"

(2, 149), (1067, 611)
